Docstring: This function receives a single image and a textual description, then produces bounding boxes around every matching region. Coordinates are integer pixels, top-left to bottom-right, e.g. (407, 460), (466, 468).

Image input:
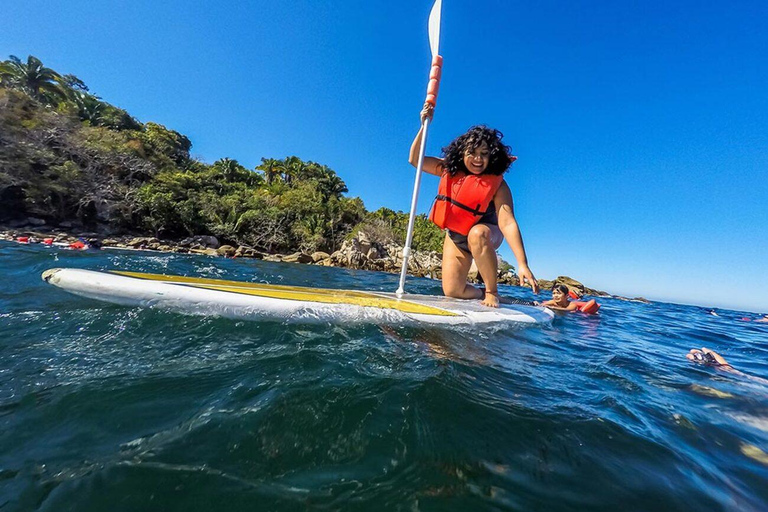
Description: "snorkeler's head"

(441, 125), (514, 176)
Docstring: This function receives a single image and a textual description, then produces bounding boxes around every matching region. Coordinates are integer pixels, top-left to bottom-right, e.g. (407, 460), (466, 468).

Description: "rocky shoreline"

(1, 224), (649, 303)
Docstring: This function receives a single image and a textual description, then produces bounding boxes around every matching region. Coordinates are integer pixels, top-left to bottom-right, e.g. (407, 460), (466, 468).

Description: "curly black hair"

(441, 125), (514, 176)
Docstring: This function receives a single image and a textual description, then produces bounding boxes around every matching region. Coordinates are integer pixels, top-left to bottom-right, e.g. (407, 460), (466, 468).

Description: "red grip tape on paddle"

(425, 55), (443, 106)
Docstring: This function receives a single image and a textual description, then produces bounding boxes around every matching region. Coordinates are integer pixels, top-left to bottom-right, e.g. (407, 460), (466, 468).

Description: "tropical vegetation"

(0, 54), (446, 254)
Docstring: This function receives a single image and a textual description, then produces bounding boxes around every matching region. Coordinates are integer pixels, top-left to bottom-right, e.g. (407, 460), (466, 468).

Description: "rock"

(27, 217), (46, 226)
(180, 235), (220, 249)
(199, 236), (220, 249)
(263, 254), (283, 262)
(239, 247), (264, 259)
(204, 248), (219, 256)
(101, 238), (120, 246)
(217, 245), (236, 257)
(58, 221), (73, 228)
(357, 231), (371, 245)
(283, 252), (313, 264)
(311, 251), (330, 263)
(552, 276), (585, 292)
(126, 237), (150, 248)
(329, 250), (344, 265)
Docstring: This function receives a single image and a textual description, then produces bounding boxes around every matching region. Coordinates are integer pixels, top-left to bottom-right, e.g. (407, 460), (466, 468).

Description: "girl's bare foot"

(481, 290), (500, 308)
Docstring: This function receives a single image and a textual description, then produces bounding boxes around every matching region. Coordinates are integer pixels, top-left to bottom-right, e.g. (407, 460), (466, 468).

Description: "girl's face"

(552, 288), (566, 302)
(463, 142), (490, 174)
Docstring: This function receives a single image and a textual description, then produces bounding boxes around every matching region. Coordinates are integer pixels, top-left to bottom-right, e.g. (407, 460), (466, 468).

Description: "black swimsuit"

(447, 201), (498, 254)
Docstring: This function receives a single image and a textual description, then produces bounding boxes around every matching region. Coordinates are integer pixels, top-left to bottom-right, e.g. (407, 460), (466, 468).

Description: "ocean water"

(1, 241), (767, 512)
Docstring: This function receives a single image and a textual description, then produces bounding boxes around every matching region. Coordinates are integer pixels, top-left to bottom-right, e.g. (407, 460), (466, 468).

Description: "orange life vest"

(429, 172), (504, 236)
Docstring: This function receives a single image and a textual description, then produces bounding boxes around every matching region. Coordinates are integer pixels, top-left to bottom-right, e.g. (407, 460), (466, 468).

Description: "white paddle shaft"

(396, 117), (430, 296)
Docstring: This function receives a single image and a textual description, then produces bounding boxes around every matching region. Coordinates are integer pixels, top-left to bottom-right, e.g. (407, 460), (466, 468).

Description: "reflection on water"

(1, 241), (767, 511)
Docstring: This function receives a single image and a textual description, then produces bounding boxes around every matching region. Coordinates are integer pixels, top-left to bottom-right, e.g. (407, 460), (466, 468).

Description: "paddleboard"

(42, 268), (554, 327)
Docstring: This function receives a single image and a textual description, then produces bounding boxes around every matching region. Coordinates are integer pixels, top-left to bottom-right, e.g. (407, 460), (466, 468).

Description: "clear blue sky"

(4, 1), (767, 312)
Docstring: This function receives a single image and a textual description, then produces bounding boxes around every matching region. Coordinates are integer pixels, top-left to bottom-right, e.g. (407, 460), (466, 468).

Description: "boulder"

(126, 237), (151, 248)
(199, 236), (220, 249)
(551, 276), (585, 293)
(27, 217), (46, 226)
(311, 251), (331, 263)
(365, 247), (380, 260)
(217, 245), (237, 257)
(181, 235), (220, 249)
(283, 252), (313, 264)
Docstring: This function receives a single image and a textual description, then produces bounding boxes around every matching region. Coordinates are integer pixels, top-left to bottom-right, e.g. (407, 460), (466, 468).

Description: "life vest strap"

(434, 195), (488, 216)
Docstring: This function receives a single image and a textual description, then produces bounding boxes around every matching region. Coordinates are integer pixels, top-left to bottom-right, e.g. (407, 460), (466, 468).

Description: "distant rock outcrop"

(535, 276), (608, 297)
(328, 231), (442, 278)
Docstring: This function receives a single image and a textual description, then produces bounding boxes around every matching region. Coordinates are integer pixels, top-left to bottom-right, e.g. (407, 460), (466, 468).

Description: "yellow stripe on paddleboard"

(112, 271), (458, 317)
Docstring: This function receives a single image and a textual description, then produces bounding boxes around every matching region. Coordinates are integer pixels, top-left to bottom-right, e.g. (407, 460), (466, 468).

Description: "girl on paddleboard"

(409, 103), (539, 308)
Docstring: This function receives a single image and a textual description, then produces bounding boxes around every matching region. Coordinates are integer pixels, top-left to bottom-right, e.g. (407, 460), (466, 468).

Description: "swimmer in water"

(536, 284), (579, 312)
(687, 348), (768, 385)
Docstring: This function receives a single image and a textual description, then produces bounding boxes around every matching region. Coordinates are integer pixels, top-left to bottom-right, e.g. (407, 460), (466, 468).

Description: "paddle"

(396, 0), (443, 296)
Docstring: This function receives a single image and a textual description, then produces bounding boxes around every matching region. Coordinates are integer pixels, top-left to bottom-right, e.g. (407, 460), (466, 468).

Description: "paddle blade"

(428, 0), (442, 58)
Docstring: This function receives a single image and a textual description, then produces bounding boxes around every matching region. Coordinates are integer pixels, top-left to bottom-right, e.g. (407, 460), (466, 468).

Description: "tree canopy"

(0, 54), (441, 256)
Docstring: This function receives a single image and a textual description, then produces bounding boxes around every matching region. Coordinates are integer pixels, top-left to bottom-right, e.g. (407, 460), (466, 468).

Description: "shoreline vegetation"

(0, 55), (637, 302)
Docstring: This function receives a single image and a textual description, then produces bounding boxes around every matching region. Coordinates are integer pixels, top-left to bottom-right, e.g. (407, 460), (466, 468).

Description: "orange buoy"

(573, 299), (600, 315)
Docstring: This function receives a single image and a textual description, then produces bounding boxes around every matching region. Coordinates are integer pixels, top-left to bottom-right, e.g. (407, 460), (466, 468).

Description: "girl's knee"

(467, 224), (492, 248)
(442, 281), (465, 298)
(443, 283), (464, 298)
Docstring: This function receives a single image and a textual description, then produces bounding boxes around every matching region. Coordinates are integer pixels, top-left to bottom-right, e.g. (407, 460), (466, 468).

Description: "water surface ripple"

(1, 242), (767, 511)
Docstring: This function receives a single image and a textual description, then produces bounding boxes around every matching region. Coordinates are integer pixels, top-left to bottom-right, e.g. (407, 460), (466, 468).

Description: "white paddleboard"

(42, 268), (554, 327)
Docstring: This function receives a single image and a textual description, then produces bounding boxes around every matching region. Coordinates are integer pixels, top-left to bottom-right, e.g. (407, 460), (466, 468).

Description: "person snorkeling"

(410, 103), (539, 308)
(687, 347), (768, 385)
(536, 284), (579, 312)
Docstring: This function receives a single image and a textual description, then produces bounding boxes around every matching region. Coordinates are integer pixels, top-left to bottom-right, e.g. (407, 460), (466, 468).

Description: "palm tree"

(256, 158), (281, 185)
(217, 158), (241, 181)
(0, 55), (66, 104)
(316, 165), (348, 198)
(71, 91), (104, 124)
(281, 156), (304, 186)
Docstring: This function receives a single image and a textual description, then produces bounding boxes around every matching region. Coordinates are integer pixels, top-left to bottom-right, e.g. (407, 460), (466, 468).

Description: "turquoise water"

(1, 241), (767, 511)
